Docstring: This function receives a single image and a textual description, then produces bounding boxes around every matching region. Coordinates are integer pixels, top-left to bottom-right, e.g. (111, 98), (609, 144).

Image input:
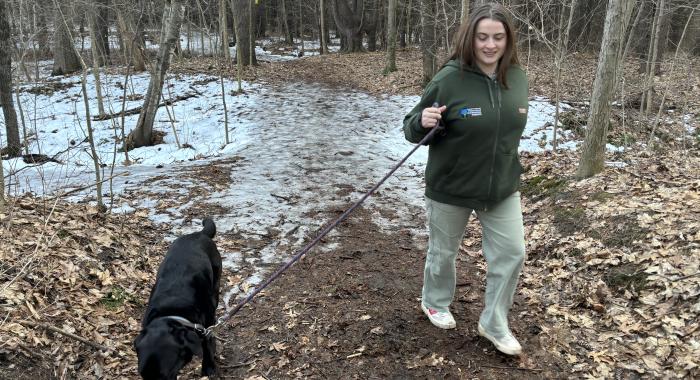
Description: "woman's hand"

(421, 105), (447, 129)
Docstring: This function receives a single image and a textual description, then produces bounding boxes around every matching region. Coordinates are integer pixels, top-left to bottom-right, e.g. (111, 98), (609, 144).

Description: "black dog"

(135, 218), (222, 379)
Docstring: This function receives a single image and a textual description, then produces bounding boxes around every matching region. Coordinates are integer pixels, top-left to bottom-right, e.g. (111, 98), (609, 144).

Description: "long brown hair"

(448, 3), (519, 88)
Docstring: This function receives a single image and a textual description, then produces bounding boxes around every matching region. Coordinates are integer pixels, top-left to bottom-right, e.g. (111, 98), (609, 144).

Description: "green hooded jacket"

(403, 60), (529, 210)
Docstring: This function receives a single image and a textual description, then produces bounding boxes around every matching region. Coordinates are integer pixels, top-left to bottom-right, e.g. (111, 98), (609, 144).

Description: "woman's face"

(473, 18), (507, 73)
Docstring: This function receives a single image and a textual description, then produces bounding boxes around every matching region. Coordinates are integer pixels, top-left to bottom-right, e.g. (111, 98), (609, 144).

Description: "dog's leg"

(201, 335), (217, 377)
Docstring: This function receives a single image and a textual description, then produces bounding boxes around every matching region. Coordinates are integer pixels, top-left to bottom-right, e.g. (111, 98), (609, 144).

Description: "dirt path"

(207, 204), (566, 379)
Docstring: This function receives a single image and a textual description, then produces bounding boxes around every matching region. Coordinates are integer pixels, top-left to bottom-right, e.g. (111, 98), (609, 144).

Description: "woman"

(403, 3), (528, 356)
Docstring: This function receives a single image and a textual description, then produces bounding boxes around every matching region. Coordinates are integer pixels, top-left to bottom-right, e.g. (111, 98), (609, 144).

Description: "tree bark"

(220, 0), (230, 58)
(128, 0), (185, 149)
(0, 146), (5, 208)
(332, 0), (364, 52)
(461, 0), (469, 24)
(51, 1), (81, 76)
(0, 0), (20, 157)
(116, 3), (147, 71)
(319, 0), (329, 54)
(92, 0), (110, 66)
(88, 4), (106, 117)
(384, 0), (397, 74)
(280, 0), (293, 43)
(552, 0), (578, 150)
(230, 0), (257, 65)
(680, 7), (699, 54)
(576, 0), (635, 179)
(420, 0), (438, 85)
(35, 3), (50, 57)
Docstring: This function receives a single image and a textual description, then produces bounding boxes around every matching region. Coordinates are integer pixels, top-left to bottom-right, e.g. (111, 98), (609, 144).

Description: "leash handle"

(213, 117), (443, 329)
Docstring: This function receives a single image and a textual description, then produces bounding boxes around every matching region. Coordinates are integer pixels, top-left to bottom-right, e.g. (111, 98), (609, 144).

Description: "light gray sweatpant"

(422, 192), (526, 337)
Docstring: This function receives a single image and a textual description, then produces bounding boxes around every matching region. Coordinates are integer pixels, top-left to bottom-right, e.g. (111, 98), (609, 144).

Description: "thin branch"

(19, 320), (111, 352)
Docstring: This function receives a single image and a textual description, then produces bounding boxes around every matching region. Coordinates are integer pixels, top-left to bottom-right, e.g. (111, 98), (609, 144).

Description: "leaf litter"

(1, 47), (699, 378)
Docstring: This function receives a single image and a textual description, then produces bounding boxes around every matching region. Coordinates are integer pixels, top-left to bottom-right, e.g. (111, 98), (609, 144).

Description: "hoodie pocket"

(491, 153), (523, 200)
(430, 154), (490, 199)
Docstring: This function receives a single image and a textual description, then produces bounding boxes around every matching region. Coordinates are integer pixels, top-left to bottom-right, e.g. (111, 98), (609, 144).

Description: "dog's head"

(134, 319), (203, 379)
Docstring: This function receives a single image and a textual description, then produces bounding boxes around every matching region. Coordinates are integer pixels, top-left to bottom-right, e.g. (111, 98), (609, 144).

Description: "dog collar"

(159, 316), (214, 339)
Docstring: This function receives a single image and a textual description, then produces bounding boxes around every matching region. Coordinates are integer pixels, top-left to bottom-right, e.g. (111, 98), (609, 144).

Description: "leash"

(212, 108), (445, 331)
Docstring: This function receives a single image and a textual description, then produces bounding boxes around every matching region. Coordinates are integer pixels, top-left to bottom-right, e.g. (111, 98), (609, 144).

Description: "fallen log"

(92, 92), (199, 121)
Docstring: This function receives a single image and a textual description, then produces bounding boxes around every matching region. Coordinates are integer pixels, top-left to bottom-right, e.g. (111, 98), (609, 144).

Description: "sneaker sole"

(421, 304), (456, 329)
(478, 323), (522, 355)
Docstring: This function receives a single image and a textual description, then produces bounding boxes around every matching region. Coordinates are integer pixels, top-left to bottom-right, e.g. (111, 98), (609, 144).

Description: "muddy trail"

(208, 204), (565, 379)
(161, 145), (567, 379)
(116, 82), (566, 378)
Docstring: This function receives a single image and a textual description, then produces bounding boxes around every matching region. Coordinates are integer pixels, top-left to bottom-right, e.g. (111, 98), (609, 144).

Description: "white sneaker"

(421, 303), (456, 329)
(478, 323), (522, 355)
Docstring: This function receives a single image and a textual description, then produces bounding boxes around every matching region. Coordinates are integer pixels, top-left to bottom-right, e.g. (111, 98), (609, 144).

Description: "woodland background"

(0, 0), (699, 379)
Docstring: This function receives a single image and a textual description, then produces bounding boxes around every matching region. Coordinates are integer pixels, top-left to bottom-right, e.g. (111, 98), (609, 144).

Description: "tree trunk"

(405, 0), (412, 44)
(220, 0), (230, 58)
(680, 8), (699, 54)
(461, 0), (469, 24)
(576, 0), (635, 179)
(384, 0), (397, 74)
(230, 0), (257, 65)
(0, 0), (20, 157)
(0, 147), (5, 208)
(319, 0), (329, 54)
(420, 0), (438, 85)
(116, 4), (147, 71)
(52, 0), (105, 212)
(642, 0), (665, 116)
(88, 5), (106, 117)
(332, 0), (364, 52)
(35, 3), (50, 57)
(280, 0), (293, 44)
(52, 1), (81, 76)
(552, 0), (578, 151)
(128, 0), (184, 149)
(249, 0), (254, 65)
(92, 0), (110, 66)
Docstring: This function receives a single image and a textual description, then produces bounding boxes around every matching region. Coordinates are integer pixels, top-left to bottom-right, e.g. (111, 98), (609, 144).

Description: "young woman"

(403, 3), (528, 356)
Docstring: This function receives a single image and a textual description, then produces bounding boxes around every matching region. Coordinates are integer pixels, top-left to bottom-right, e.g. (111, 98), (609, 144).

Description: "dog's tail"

(201, 217), (216, 238)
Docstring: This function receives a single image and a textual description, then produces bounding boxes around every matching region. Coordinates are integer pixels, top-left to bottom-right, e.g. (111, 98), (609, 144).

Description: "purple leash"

(213, 109), (443, 329)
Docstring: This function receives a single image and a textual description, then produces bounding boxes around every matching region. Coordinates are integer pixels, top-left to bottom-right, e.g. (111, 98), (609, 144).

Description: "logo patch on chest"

(518, 107), (528, 114)
(459, 107), (482, 118)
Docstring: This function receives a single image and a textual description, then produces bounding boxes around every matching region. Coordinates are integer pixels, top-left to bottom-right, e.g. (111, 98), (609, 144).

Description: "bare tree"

(641, 0), (666, 116)
(52, 0), (106, 211)
(576, 0), (635, 179)
(384, 0), (397, 74)
(280, 0), (293, 44)
(461, 0), (469, 23)
(230, 0), (257, 65)
(420, 0), (438, 85)
(88, 3), (106, 117)
(332, 0), (365, 52)
(0, 147), (5, 209)
(220, 0), (231, 58)
(0, 0), (20, 157)
(319, 0), (329, 53)
(680, 5), (699, 54)
(51, 0), (81, 76)
(552, 0), (578, 150)
(90, 0), (111, 66)
(128, 0), (185, 149)
(116, 0), (147, 71)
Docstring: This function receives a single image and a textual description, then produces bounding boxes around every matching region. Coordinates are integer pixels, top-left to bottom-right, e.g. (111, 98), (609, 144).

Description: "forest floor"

(1, 47), (699, 379)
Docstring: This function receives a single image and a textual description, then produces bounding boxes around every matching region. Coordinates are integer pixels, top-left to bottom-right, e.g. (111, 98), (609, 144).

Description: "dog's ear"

(175, 327), (203, 357)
